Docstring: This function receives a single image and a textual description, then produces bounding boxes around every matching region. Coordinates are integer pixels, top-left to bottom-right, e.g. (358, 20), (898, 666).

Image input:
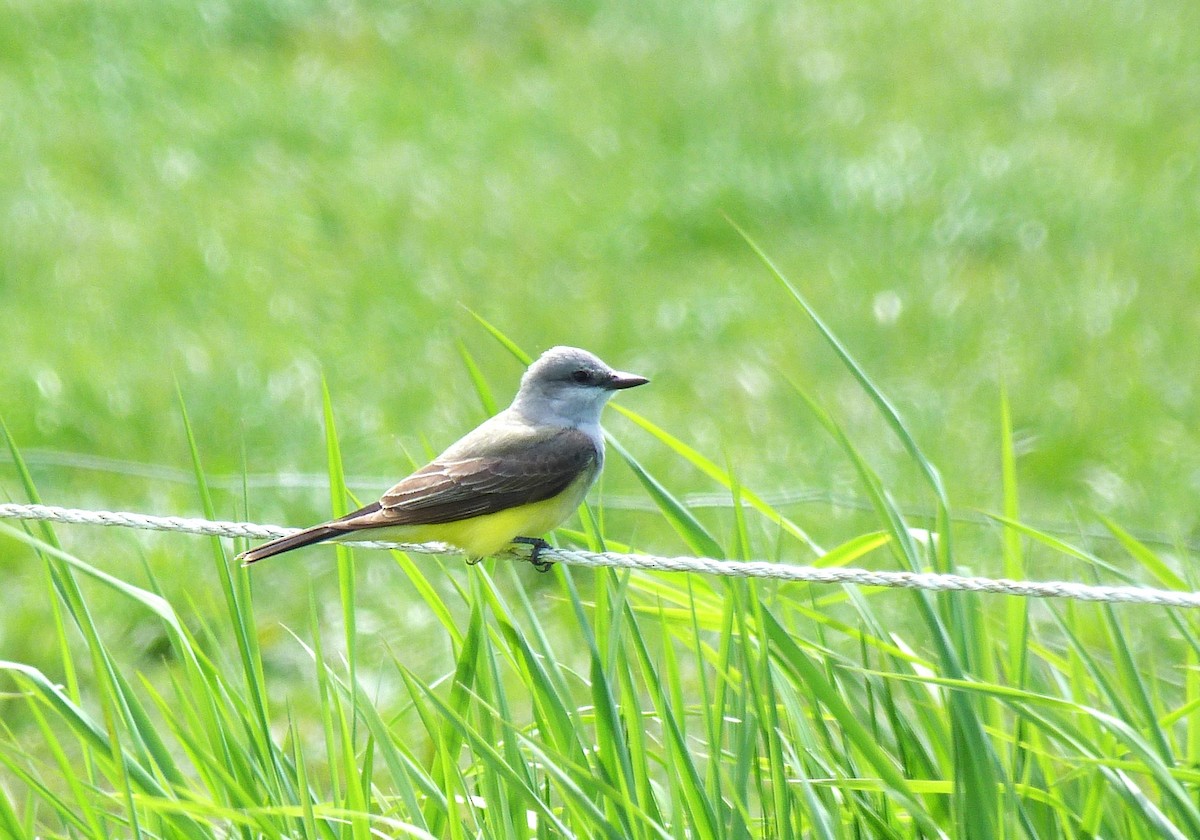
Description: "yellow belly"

(354, 472), (592, 559)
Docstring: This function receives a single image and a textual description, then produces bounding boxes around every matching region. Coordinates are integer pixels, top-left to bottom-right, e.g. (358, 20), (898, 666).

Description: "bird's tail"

(237, 524), (342, 565)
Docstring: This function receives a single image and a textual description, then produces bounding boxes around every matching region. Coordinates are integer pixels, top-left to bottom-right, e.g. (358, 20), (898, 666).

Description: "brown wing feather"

(238, 428), (599, 562)
(337, 427), (599, 530)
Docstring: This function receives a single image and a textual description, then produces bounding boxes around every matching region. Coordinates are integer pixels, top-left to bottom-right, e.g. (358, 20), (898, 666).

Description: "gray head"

(510, 346), (648, 428)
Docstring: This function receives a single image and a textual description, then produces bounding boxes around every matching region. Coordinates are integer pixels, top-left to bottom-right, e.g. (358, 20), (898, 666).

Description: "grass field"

(3, 0), (1200, 836)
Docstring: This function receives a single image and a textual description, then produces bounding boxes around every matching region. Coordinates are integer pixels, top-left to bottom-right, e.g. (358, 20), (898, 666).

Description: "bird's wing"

(329, 427), (599, 531)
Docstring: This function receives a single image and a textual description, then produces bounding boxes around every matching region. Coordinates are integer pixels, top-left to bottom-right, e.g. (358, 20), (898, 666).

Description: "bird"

(236, 346), (648, 570)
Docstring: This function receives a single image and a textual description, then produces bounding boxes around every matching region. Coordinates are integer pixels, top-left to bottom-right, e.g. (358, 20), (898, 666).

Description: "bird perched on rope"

(237, 346), (648, 570)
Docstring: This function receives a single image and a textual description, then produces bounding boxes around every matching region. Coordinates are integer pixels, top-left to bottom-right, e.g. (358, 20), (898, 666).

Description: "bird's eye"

(571, 369), (592, 384)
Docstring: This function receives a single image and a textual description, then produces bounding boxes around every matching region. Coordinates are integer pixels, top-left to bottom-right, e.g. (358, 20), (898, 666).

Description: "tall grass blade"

(465, 310), (532, 365)
(1100, 515), (1187, 590)
(1, 420), (85, 715)
(729, 219), (949, 511)
(607, 435), (724, 559)
(784, 354), (1003, 838)
(612, 404), (821, 553)
(0, 661), (210, 840)
(457, 340), (498, 416)
(624, 615), (720, 840)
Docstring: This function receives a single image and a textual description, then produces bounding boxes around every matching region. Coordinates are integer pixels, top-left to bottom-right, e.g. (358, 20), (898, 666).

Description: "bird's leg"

(512, 536), (554, 572)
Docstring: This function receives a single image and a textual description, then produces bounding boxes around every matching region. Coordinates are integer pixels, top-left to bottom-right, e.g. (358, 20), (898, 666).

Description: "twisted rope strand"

(2, 502), (1197, 608)
(0, 502), (448, 555)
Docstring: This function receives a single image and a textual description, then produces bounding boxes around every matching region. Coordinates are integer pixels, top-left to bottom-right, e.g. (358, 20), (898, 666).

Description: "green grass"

(3, 0), (1200, 836)
(2, 309), (1200, 840)
(4, 309), (1200, 837)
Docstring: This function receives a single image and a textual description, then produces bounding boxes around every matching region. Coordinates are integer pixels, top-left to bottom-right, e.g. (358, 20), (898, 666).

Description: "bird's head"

(511, 346), (648, 428)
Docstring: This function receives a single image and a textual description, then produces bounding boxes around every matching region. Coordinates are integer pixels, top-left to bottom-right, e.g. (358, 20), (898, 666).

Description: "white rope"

(2, 502), (1198, 609)
(0, 502), (450, 555)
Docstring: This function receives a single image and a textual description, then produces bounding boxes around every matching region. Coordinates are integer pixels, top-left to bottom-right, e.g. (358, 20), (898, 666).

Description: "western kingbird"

(237, 346), (648, 570)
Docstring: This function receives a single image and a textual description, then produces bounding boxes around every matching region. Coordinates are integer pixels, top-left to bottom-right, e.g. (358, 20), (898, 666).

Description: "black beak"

(606, 370), (650, 390)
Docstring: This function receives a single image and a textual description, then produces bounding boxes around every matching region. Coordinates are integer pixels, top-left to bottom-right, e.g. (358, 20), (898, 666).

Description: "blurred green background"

(2, 0), (1199, 663)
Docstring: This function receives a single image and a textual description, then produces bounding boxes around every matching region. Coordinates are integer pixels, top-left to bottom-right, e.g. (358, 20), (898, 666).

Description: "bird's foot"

(512, 536), (554, 572)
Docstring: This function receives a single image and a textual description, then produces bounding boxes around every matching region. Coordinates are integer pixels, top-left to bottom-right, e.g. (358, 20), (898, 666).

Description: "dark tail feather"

(237, 524), (342, 565)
